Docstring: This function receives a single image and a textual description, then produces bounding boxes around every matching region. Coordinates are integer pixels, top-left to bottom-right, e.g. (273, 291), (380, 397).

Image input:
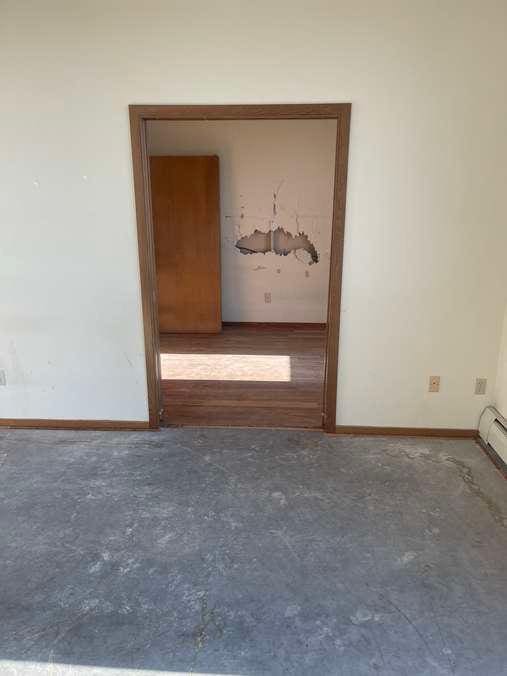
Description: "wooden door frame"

(129, 103), (352, 432)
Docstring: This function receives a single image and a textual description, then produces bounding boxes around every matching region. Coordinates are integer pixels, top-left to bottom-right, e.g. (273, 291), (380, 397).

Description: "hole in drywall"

(235, 227), (319, 265)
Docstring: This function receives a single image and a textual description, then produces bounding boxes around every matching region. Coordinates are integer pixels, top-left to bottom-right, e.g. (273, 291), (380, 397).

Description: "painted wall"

(147, 120), (336, 323)
(494, 307), (507, 419)
(1, 0), (507, 425)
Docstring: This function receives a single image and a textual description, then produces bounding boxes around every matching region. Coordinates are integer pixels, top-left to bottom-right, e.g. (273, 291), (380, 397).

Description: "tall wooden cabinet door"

(150, 155), (222, 333)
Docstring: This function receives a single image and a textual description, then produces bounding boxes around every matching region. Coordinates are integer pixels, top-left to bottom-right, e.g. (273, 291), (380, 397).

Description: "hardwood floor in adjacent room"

(160, 325), (326, 428)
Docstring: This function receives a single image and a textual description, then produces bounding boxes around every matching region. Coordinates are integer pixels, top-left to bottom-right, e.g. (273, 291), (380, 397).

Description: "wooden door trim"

(324, 105), (351, 432)
(129, 103), (352, 430)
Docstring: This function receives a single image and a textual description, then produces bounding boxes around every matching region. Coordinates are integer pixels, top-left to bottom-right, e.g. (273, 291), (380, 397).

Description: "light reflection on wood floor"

(160, 325), (326, 428)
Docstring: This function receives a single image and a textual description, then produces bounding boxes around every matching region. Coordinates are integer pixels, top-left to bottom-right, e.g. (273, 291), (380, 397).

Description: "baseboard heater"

(478, 406), (507, 473)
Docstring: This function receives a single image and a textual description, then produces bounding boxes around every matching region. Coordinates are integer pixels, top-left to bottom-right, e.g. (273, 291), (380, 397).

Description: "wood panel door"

(150, 155), (221, 333)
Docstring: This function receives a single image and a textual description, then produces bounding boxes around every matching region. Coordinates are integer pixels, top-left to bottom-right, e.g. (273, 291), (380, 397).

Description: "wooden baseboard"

(222, 322), (327, 330)
(0, 419), (478, 438)
(0, 419), (152, 431)
(334, 425), (478, 438)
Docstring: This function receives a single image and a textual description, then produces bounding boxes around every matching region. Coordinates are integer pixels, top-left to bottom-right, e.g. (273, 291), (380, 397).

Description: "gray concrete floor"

(1, 428), (506, 676)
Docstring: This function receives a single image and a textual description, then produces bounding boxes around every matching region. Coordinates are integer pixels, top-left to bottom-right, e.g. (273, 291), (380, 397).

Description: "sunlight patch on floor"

(160, 353), (291, 382)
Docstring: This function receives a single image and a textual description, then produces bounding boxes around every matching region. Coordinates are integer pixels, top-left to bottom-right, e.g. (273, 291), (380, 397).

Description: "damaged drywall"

(235, 227), (319, 265)
(234, 178), (319, 266)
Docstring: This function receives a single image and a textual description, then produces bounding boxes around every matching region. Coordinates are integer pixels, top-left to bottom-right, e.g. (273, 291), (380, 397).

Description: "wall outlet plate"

(475, 377), (487, 395)
(429, 375), (440, 393)
(264, 292), (272, 304)
(0, 369), (6, 386)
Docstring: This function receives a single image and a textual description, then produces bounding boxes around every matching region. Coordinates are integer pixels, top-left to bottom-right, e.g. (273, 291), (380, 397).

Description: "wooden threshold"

(0, 419), (151, 431)
(334, 425), (478, 438)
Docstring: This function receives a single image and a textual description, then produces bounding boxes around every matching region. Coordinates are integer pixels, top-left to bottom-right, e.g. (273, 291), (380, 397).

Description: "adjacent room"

(147, 119), (336, 428)
(1, 2), (507, 675)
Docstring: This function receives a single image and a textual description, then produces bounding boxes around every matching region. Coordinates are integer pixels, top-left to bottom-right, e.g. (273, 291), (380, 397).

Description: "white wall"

(1, 0), (507, 425)
(495, 307), (507, 419)
(147, 120), (336, 323)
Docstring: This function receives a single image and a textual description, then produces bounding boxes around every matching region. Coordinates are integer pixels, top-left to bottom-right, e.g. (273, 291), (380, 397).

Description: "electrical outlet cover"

(475, 377), (487, 395)
(429, 375), (440, 393)
(0, 370), (6, 386)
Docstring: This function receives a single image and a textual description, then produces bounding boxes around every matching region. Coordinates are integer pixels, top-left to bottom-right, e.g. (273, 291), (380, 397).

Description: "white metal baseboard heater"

(478, 406), (507, 471)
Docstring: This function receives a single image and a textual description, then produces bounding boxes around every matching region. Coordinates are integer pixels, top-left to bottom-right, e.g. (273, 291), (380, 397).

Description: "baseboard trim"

(334, 425), (478, 438)
(0, 419), (478, 438)
(0, 419), (152, 431)
(222, 322), (327, 330)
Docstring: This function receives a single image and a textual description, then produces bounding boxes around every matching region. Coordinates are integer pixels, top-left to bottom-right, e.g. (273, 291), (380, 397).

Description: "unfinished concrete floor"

(1, 428), (506, 676)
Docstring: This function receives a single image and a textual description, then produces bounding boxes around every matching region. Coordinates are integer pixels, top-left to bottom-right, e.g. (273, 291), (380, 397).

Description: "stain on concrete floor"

(0, 428), (506, 675)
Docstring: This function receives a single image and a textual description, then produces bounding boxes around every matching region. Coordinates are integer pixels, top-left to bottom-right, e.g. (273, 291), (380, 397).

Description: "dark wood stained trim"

(323, 104), (351, 433)
(129, 103), (347, 121)
(129, 103), (352, 431)
(129, 108), (162, 428)
(0, 419), (151, 431)
(334, 425), (478, 438)
(221, 322), (327, 330)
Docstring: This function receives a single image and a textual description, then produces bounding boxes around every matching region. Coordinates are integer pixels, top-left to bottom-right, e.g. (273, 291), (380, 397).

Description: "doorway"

(129, 104), (351, 431)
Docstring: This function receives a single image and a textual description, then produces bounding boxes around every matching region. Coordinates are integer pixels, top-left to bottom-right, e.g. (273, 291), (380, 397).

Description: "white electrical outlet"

(0, 370), (6, 386)
(264, 292), (272, 304)
(475, 377), (487, 395)
(428, 375), (440, 393)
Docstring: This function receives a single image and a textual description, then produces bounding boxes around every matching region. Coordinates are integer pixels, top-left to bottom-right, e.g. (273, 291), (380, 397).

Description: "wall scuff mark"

(235, 227), (319, 265)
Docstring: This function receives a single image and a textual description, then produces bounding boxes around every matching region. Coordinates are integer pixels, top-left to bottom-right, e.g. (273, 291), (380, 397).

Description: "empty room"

(1, 2), (507, 675)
